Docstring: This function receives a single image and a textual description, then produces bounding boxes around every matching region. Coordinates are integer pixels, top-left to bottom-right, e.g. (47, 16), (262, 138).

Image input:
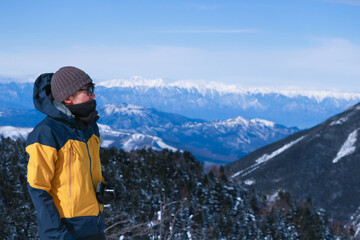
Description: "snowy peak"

(97, 77), (242, 95)
(97, 77), (360, 101)
(98, 77), (167, 88)
(103, 104), (148, 117)
(98, 103), (200, 130)
(94, 78), (360, 128)
(96, 103), (298, 164)
(221, 116), (251, 127)
(201, 116), (277, 131)
(1, 81), (360, 128)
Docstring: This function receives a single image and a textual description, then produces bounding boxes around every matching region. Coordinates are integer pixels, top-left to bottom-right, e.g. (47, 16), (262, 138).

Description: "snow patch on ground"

(330, 117), (348, 126)
(232, 136), (305, 178)
(350, 205), (360, 238)
(268, 191), (281, 203)
(333, 129), (358, 163)
(255, 136), (305, 164)
(244, 179), (255, 185)
(354, 105), (360, 111)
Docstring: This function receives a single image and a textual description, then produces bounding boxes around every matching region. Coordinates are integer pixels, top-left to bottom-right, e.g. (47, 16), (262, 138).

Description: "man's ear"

(64, 97), (72, 105)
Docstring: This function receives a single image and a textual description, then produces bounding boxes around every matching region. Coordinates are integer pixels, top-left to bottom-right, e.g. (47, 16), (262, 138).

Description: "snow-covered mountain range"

(227, 102), (360, 235)
(96, 77), (360, 128)
(1, 78), (360, 163)
(98, 104), (298, 164)
(1, 78), (360, 128)
(1, 103), (298, 165)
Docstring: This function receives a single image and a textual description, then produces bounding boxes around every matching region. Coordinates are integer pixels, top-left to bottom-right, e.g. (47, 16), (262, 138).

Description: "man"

(26, 66), (106, 239)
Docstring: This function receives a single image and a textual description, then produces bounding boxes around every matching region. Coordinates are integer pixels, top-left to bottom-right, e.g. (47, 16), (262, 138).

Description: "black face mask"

(66, 100), (99, 128)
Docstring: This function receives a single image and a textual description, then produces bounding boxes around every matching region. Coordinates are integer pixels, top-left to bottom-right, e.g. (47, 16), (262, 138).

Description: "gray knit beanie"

(51, 66), (92, 103)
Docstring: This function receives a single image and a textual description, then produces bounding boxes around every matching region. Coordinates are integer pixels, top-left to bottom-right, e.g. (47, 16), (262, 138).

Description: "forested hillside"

(0, 137), (354, 239)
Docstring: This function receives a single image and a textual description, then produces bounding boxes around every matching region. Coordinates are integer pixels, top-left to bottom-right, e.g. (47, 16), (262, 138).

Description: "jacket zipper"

(80, 130), (103, 230)
(80, 131), (97, 195)
(69, 146), (73, 198)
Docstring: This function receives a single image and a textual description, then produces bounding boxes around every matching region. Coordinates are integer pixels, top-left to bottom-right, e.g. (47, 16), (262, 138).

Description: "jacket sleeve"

(26, 141), (73, 240)
(28, 184), (73, 239)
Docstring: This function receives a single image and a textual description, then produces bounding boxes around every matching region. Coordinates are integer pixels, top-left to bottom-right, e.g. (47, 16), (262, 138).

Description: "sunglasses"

(77, 82), (95, 96)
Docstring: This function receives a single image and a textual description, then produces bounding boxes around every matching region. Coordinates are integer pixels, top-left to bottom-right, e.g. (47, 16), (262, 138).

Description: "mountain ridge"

(1, 79), (360, 128)
(94, 78), (360, 128)
(226, 102), (360, 233)
(98, 77), (360, 101)
(0, 103), (298, 165)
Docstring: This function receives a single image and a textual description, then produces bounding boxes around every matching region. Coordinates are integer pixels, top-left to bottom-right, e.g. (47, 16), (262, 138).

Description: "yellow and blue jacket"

(26, 73), (105, 239)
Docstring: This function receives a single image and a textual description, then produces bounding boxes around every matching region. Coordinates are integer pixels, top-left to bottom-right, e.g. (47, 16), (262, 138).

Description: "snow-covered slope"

(99, 103), (202, 129)
(227, 102), (360, 235)
(98, 124), (178, 152)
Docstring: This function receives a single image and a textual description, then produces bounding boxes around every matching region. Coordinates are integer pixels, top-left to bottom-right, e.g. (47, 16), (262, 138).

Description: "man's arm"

(26, 142), (73, 240)
(27, 184), (73, 239)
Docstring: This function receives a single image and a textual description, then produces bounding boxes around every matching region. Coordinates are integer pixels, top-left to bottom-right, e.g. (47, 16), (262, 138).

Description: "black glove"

(96, 181), (117, 204)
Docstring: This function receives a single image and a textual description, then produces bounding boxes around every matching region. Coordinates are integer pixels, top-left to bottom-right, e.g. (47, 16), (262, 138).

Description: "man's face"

(64, 83), (95, 105)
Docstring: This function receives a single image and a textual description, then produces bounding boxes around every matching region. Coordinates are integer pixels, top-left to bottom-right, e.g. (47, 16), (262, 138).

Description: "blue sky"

(0, 0), (359, 91)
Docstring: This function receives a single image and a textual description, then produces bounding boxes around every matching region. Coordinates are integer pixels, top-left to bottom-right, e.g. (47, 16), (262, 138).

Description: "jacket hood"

(33, 73), (76, 125)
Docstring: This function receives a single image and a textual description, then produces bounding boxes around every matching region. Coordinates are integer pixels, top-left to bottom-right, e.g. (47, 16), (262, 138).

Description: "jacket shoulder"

(26, 117), (69, 150)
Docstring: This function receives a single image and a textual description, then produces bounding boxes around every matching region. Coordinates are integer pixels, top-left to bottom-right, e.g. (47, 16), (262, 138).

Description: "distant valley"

(1, 78), (360, 164)
(0, 103), (298, 165)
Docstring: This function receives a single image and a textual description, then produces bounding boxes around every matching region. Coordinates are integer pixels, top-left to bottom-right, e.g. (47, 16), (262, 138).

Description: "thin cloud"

(1, 38), (359, 91)
(321, 0), (360, 6)
(160, 29), (259, 34)
(185, 3), (223, 11)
